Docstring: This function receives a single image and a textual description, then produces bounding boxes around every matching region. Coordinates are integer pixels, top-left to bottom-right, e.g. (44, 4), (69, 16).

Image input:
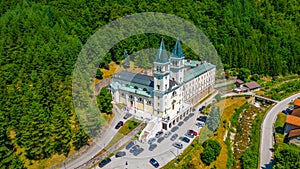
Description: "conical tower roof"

(155, 39), (169, 63)
(171, 39), (184, 58)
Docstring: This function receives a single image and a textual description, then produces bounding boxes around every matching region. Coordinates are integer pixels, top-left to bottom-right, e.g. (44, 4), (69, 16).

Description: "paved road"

(260, 93), (300, 169)
(62, 106), (125, 169)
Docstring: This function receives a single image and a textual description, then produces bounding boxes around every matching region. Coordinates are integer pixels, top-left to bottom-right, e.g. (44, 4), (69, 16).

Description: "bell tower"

(170, 39), (185, 84)
(153, 39), (170, 116)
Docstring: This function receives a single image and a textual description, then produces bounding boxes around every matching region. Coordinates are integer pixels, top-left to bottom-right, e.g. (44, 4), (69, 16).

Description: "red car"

(187, 129), (197, 136)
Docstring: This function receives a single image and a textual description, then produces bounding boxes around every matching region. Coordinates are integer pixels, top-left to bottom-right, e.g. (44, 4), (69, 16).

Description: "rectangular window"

(157, 85), (160, 90)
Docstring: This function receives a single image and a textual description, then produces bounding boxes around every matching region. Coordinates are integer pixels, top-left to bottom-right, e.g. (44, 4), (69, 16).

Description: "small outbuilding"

(288, 128), (300, 146)
(235, 79), (244, 87)
(243, 82), (260, 91)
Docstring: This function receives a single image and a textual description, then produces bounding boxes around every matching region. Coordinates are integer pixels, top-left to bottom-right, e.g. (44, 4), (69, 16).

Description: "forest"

(1, 0), (299, 168)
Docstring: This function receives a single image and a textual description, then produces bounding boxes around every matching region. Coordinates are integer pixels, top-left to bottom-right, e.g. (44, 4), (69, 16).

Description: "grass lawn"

(162, 97), (248, 169)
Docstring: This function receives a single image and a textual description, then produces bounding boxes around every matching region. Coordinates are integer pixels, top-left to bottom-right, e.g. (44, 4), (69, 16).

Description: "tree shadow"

(275, 126), (283, 134)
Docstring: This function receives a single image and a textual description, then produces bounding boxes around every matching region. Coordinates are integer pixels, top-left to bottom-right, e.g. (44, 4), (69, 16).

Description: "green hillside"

(1, 0), (299, 168)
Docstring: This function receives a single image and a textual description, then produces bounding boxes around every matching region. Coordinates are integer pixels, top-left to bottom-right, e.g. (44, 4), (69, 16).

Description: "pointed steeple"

(171, 39), (184, 58)
(155, 39), (169, 63)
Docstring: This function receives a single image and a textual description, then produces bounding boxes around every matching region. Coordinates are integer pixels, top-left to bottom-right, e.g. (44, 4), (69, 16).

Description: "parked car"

(195, 122), (205, 127)
(172, 142), (183, 149)
(149, 158), (160, 168)
(115, 121), (124, 129)
(133, 147), (144, 156)
(170, 134), (178, 141)
(115, 151), (126, 158)
(157, 137), (164, 143)
(148, 137), (156, 144)
(178, 121), (184, 126)
(180, 136), (190, 143)
(196, 116), (207, 122)
(171, 126), (179, 132)
(98, 158), (111, 168)
(123, 113), (132, 119)
(155, 131), (163, 138)
(164, 131), (171, 138)
(130, 145), (140, 153)
(185, 132), (194, 138)
(286, 108), (292, 114)
(188, 113), (194, 117)
(149, 144), (157, 151)
(183, 116), (189, 122)
(187, 129), (198, 136)
(126, 141), (135, 150)
(282, 110), (288, 114)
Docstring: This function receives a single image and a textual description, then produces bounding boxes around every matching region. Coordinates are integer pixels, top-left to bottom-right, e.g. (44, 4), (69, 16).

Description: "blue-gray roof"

(171, 39), (184, 58)
(155, 39), (169, 63)
(183, 62), (215, 82)
(113, 71), (154, 87)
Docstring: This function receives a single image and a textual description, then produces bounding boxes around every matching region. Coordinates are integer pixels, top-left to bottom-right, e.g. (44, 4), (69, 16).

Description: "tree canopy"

(1, 0), (300, 168)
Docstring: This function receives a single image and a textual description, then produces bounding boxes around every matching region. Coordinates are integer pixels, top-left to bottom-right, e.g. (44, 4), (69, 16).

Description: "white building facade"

(110, 39), (216, 130)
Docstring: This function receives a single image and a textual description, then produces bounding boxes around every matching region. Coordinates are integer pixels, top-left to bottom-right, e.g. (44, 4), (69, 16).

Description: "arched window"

(129, 95), (133, 100)
(138, 97), (143, 102)
(147, 100), (151, 105)
(172, 91), (176, 97)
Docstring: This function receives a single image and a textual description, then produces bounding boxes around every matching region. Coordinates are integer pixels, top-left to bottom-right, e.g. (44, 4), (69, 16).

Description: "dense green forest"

(1, 0), (299, 168)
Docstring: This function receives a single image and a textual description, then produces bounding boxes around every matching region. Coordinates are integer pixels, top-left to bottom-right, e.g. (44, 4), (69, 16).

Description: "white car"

(195, 122), (205, 127)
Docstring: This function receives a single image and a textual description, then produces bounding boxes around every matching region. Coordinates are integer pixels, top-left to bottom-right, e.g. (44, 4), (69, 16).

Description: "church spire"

(171, 39), (184, 58)
(155, 39), (169, 63)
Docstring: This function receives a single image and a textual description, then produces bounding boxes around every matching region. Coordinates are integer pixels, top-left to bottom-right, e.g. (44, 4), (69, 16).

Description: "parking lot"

(100, 109), (207, 169)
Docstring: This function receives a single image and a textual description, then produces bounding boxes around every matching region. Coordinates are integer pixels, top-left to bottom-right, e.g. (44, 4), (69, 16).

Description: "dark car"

(155, 131), (163, 138)
(115, 121), (124, 129)
(149, 158), (160, 168)
(188, 113), (194, 117)
(126, 141), (135, 150)
(149, 144), (157, 151)
(123, 113), (132, 119)
(172, 142), (183, 149)
(130, 145), (140, 153)
(133, 147), (144, 156)
(185, 132), (194, 138)
(178, 121), (184, 126)
(171, 126), (179, 132)
(115, 151), (126, 158)
(148, 137), (156, 144)
(183, 116), (189, 122)
(180, 136), (190, 143)
(98, 158), (111, 168)
(157, 137), (164, 143)
(282, 110), (288, 114)
(170, 134), (178, 141)
(286, 108), (292, 114)
(196, 116), (207, 122)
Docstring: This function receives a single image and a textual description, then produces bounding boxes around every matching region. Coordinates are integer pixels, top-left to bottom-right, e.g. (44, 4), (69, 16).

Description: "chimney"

(201, 61), (204, 64)
(196, 64), (199, 66)
(187, 59), (190, 62)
